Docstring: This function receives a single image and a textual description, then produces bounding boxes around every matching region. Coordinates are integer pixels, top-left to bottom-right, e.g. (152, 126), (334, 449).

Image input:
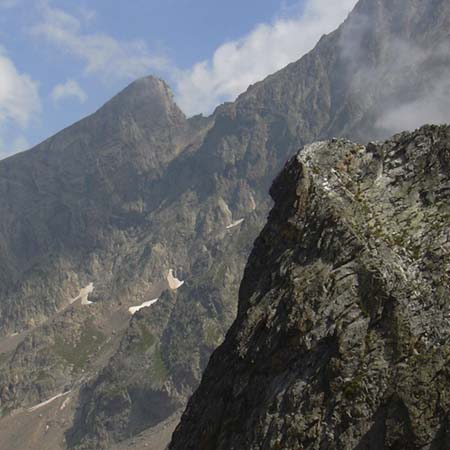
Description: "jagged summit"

(98, 75), (187, 129)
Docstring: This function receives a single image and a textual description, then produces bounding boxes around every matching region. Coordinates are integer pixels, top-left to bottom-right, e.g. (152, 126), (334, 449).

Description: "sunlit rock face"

(170, 125), (450, 450)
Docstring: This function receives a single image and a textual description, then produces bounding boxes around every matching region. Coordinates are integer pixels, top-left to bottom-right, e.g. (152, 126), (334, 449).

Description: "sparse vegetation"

(133, 323), (156, 353)
(150, 349), (169, 384)
(54, 320), (105, 373)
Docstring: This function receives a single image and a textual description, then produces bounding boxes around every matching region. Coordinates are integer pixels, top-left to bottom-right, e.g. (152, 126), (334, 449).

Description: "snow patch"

(248, 193), (257, 211)
(60, 396), (71, 411)
(128, 299), (159, 315)
(226, 218), (244, 229)
(70, 283), (94, 305)
(167, 269), (184, 290)
(28, 391), (71, 413)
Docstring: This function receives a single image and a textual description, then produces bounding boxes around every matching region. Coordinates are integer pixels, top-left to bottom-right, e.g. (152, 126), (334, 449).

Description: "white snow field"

(226, 218), (244, 229)
(167, 269), (185, 290)
(128, 299), (159, 315)
(28, 391), (71, 413)
(70, 283), (94, 305)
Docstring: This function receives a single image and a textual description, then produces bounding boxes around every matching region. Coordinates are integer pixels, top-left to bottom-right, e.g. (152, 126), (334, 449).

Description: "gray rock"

(169, 125), (450, 450)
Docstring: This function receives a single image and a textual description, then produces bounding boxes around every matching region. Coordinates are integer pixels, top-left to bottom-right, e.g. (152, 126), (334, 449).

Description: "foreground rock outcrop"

(2, 0), (450, 447)
(170, 125), (450, 450)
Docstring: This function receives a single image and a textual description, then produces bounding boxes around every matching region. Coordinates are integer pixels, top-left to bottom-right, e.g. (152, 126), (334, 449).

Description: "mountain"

(0, 76), (201, 328)
(0, 0), (449, 448)
(0, 76), (213, 449)
(170, 125), (450, 450)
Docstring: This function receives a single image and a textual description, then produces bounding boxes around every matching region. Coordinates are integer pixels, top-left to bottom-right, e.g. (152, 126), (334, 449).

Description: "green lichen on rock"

(170, 126), (450, 450)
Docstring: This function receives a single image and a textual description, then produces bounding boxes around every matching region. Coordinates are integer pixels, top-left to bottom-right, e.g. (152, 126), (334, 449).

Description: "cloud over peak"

(51, 79), (87, 104)
(32, 2), (169, 83)
(0, 48), (39, 158)
(0, 49), (40, 128)
(173, 0), (358, 115)
(28, 1), (359, 116)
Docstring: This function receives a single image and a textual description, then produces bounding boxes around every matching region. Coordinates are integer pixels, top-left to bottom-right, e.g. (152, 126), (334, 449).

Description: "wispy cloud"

(174, 0), (358, 115)
(32, 2), (169, 83)
(0, 49), (39, 159)
(30, 1), (357, 116)
(0, 48), (40, 128)
(377, 88), (450, 132)
(374, 47), (450, 134)
(51, 79), (87, 104)
(339, 9), (450, 136)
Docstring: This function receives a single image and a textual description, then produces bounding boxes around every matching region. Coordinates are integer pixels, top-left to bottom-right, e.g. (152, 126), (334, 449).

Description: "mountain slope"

(1, 0), (450, 448)
(170, 125), (450, 450)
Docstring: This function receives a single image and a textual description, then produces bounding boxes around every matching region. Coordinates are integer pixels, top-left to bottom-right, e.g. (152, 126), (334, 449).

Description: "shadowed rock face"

(1, 0), (450, 448)
(169, 125), (450, 450)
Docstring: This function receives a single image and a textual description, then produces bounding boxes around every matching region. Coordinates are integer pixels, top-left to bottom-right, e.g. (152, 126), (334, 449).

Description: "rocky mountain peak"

(94, 75), (187, 133)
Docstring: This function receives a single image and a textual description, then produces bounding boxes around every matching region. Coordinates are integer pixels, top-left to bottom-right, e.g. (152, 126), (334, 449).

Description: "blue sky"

(0, 0), (357, 159)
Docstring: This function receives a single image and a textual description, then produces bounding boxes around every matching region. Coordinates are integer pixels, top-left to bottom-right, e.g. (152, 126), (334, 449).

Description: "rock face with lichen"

(170, 125), (450, 450)
(1, 0), (450, 448)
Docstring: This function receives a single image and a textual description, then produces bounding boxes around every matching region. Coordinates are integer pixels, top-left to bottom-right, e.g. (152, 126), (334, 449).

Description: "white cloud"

(0, 49), (40, 128)
(374, 57), (450, 134)
(51, 79), (87, 104)
(30, 1), (357, 116)
(32, 2), (169, 83)
(338, 10), (450, 136)
(0, 48), (39, 160)
(174, 0), (358, 115)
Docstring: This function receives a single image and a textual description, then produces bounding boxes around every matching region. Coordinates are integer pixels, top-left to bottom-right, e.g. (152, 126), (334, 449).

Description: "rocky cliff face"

(170, 125), (450, 450)
(1, 0), (450, 448)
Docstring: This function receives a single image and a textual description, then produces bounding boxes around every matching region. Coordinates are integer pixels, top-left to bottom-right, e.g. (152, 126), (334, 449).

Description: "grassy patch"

(54, 320), (105, 372)
(133, 323), (156, 353)
(150, 349), (169, 384)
